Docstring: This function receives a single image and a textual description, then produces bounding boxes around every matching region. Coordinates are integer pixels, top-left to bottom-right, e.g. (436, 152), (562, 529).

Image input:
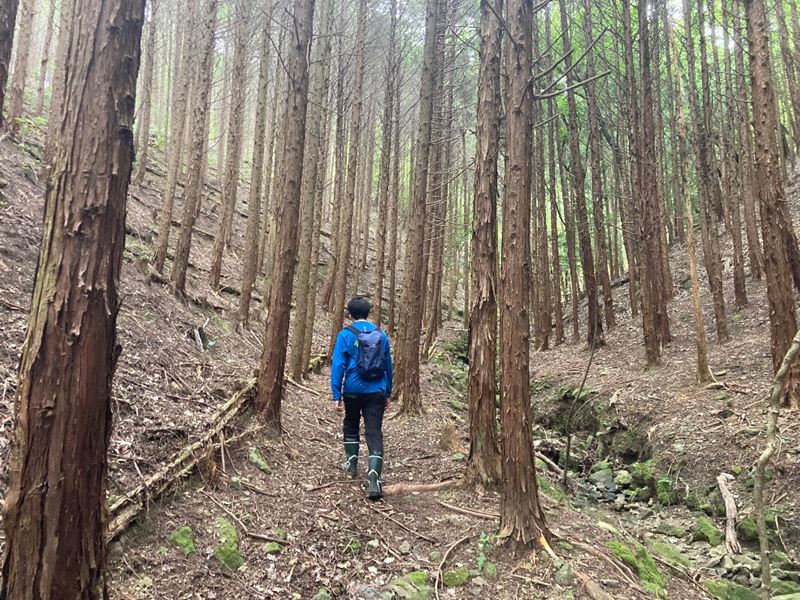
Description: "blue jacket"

(330, 320), (393, 401)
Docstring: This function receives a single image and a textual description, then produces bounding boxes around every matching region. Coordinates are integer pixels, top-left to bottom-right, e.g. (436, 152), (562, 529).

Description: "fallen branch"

(367, 505), (437, 544)
(107, 379), (257, 540)
(382, 478), (463, 496)
(201, 490), (290, 545)
(286, 377), (321, 397)
(716, 473), (742, 554)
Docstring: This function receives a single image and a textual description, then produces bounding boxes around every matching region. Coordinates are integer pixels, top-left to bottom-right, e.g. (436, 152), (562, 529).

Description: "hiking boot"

(342, 439), (359, 478)
(366, 454), (383, 500)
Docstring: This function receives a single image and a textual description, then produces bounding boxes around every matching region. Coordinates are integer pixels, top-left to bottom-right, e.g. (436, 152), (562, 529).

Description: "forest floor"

(0, 125), (798, 599)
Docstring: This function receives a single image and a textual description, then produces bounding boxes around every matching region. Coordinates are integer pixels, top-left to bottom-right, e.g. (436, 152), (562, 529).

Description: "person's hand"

(333, 400), (344, 413)
(384, 396), (392, 411)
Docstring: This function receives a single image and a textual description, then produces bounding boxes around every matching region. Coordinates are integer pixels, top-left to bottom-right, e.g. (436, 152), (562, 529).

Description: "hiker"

(330, 296), (393, 500)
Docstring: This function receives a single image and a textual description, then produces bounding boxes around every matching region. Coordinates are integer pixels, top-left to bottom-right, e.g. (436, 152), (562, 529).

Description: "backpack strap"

(346, 324), (362, 337)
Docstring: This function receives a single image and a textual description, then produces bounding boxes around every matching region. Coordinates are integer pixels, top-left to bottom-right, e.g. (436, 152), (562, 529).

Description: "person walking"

(330, 296), (393, 499)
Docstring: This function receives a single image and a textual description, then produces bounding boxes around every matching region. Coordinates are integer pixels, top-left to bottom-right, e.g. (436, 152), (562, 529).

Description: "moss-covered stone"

(773, 581), (800, 595)
(648, 540), (691, 569)
(630, 460), (657, 488)
(538, 477), (566, 501)
(442, 566), (471, 587)
(168, 526), (196, 556)
(655, 476), (677, 505)
(214, 517), (244, 570)
(249, 447), (270, 473)
(607, 540), (664, 595)
(737, 517), (759, 542)
(614, 470), (633, 487)
(654, 522), (687, 538)
(704, 579), (760, 600)
(693, 516), (723, 546)
(389, 571), (431, 600)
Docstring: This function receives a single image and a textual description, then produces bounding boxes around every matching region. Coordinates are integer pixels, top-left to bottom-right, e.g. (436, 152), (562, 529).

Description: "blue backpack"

(346, 325), (387, 381)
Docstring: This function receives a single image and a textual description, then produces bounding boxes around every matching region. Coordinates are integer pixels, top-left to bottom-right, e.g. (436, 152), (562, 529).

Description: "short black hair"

(347, 296), (371, 319)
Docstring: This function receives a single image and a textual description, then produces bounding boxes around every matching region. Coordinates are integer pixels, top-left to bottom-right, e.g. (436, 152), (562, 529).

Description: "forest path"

(110, 338), (706, 600)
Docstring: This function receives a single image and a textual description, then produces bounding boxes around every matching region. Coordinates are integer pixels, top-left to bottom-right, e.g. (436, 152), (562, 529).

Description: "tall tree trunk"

(583, 0), (615, 329)
(558, 0), (603, 348)
(460, 129), (470, 328)
(258, 28), (287, 274)
(466, 0), (502, 486)
(670, 25), (713, 383)
(637, 0), (671, 365)
(237, 2), (274, 329)
(43, 0), (76, 166)
(734, 1), (763, 280)
(684, 0), (728, 343)
(6, 0), (35, 136)
(499, 0), (550, 550)
(557, 135), (580, 343)
(396, 0), (440, 414)
(548, 96), (564, 345)
(320, 26), (348, 309)
(255, 0), (315, 425)
(720, 0), (747, 309)
(374, 0), (399, 328)
(34, 0), (57, 115)
(209, 0), (250, 290)
(169, 0), (218, 296)
(302, 94), (334, 373)
(152, 1), (196, 273)
(0, 0), (18, 128)
(327, 0), (367, 354)
(290, 0), (333, 377)
(387, 90), (402, 335)
(133, 0), (159, 187)
(744, 0), (799, 408)
(0, 0), (144, 595)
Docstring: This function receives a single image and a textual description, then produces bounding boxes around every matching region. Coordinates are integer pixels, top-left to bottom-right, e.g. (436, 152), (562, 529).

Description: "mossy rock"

(654, 523), (687, 538)
(609, 427), (649, 463)
(168, 526), (196, 556)
(774, 595), (800, 600)
(774, 581), (800, 595)
(630, 460), (657, 488)
(249, 447), (270, 473)
(448, 399), (466, 411)
(648, 540), (691, 569)
(388, 571), (430, 600)
(214, 517), (244, 570)
(607, 540), (665, 595)
(442, 566), (471, 587)
(614, 470), (633, 487)
(704, 579), (760, 600)
(538, 477), (566, 502)
(693, 516), (723, 546)
(655, 476), (677, 505)
(737, 517), (759, 542)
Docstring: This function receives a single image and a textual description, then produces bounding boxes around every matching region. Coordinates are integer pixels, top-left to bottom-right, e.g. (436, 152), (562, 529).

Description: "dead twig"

(201, 490), (290, 545)
(367, 504), (437, 544)
(434, 532), (475, 600)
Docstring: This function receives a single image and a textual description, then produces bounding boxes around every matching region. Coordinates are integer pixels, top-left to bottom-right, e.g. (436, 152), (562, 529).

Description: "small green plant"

(476, 532), (494, 571)
(346, 538), (362, 555)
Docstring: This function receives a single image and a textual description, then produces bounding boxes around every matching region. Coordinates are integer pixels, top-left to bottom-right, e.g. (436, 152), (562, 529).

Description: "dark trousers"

(343, 394), (385, 456)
